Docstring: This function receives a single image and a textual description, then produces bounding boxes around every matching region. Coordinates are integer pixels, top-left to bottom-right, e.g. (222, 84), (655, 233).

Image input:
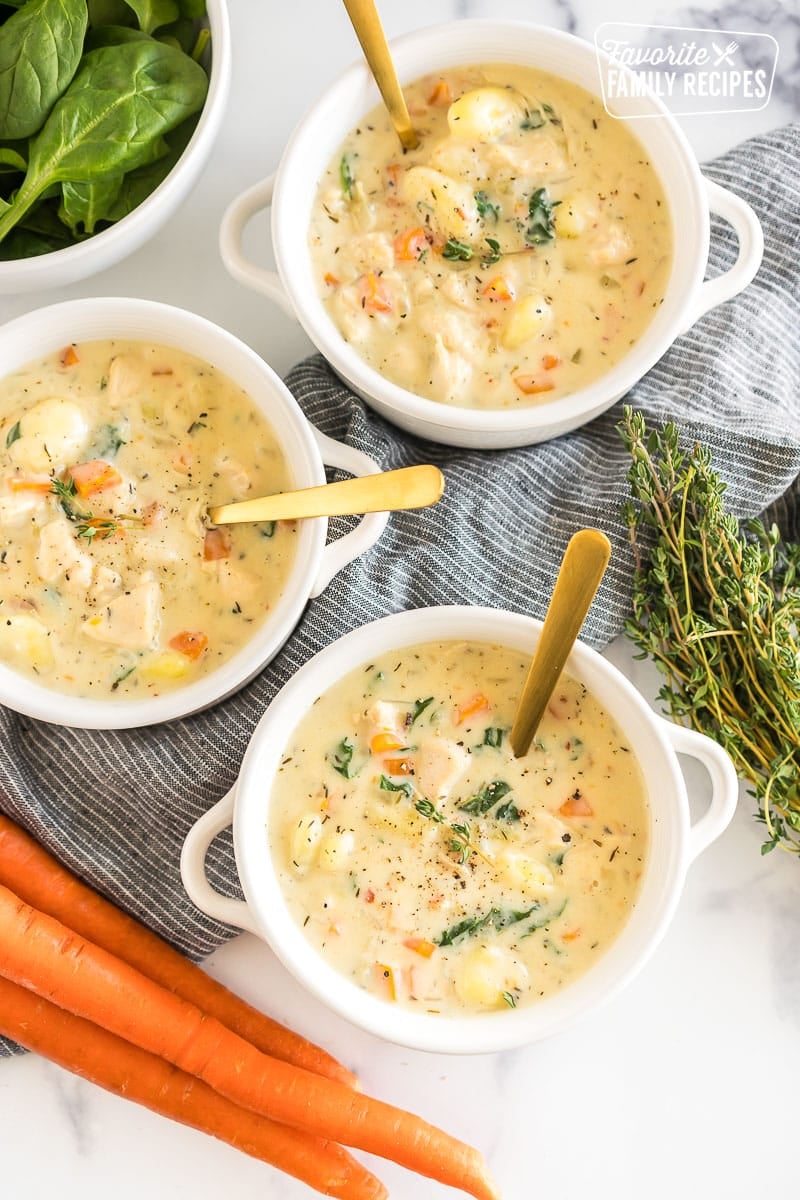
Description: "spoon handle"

(209, 464), (444, 525)
(341, 0), (419, 150)
(510, 529), (611, 758)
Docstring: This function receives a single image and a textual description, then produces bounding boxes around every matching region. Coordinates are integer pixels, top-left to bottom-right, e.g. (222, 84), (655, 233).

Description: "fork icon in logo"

(712, 40), (739, 66)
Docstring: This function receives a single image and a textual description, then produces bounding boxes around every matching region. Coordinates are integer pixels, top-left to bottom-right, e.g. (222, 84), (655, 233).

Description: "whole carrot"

(0, 975), (385, 1200)
(0, 814), (355, 1087)
(0, 884), (500, 1200)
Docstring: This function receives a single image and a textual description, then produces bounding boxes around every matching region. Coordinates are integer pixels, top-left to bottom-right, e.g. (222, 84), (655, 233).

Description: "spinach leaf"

(482, 727), (505, 748)
(177, 0), (205, 15)
(123, 0), (180, 35)
(457, 779), (512, 817)
(5, 419), (20, 448)
(0, 39), (208, 245)
(379, 774), (412, 799)
(525, 187), (557, 246)
(87, 0), (134, 26)
(494, 799), (520, 822)
(481, 237), (501, 266)
(84, 24), (152, 50)
(103, 116), (194, 220)
(0, 0), (87, 140)
(59, 174), (126, 235)
(474, 189), (499, 222)
(91, 423), (126, 457)
(0, 145), (25, 172)
(520, 108), (545, 130)
(331, 738), (355, 778)
(409, 696), (434, 726)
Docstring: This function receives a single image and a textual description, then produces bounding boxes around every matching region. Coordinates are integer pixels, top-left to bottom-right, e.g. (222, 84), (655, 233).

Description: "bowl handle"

(681, 177), (764, 332)
(219, 175), (295, 318)
(180, 788), (261, 935)
(309, 426), (389, 597)
(660, 720), (739, 862)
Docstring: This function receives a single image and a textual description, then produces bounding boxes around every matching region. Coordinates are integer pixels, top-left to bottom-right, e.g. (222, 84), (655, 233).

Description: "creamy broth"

(0, 340), (297, 698)
(309, 65), (672, 409)
(270, 641), (649, 1015)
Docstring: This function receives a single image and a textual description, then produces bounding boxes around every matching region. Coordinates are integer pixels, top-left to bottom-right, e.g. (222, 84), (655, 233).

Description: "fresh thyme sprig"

(619, 408), (800, 857)
(50, 475), (142, 541)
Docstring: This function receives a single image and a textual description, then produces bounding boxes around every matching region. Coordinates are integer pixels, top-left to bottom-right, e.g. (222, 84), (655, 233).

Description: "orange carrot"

(60, 344), (79, 366)
(393, 227), (429, 262)
(403, 937), (436, 959)
(428, 78), (452, 106)
(0, 976), (385, 1200)
(0, 884), (498, 1200)
(68, 459), (122, 499)
(513, 374), (555, 396)
(0, 815), (355, 1087)
(168, 630), (209, 660)
(358, 272), (393, 314)
(324, 271), (341, 286)
(8, 477), (52, 494)
(370, 732), (404, 755)
(383, 757), (412, 776)
(559, 793), (593, 817)
(482, 275), (515, 303)
(203, 527), (231, 560)
(541, 354), (561, 370)
(455, 693), (489, 725)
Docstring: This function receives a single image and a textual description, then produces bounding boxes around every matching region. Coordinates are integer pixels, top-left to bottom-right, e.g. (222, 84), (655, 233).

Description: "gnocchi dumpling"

(318, 829), (356, 871)
(553, 194), (597, 239)
(494, 849), (554, 892)
(501, 294), (553, 349)
(9, 397), (88, 474)
(454, 944), (528, 1008)
(400, 166), (482, 244)
(0, 613), (54, 672)
(447, 87), (523, 142)
(290, 813), (324, 871)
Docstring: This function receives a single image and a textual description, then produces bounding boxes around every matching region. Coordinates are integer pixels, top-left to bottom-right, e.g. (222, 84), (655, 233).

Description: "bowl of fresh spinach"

(0, 0), (230, 292)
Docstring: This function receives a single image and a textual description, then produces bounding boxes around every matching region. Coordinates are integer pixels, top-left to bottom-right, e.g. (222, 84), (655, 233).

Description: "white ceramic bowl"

(181, 605), (738, 1054)
(0, 0), (231, 294)
(0, 297), (388, 729)
(220, 20), (763, 449)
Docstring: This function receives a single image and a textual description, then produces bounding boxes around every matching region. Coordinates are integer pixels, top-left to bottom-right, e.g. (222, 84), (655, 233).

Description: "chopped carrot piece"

(559, 793), (594, 818)
(403, 937), (436, 959)
(323, 271), (340, 286)
(358, 272), (393, 314)
(203, 528), (231, 561)
(542, 354), (561, 370)
(8, 477), (51, 494)
(151, 367), (173, 376)
(428, 79), (452, 106)
(513, 374), (556, 396)
(482, 275), (515, 303)
(385, 163), (402, 191)
(373, 962), (397, 1001)
(364, 888), (375, 904)
(172, 451), (193, 475)
(168, 631), (209, 661)
(561, 929), (582, 942)
(60, 345), (79, 367)
(455, 693), (490, 725)
(69, 460), (122, 499)
(370, 732), (404, 755)
(142, 501), (165, 527)
(383, 757), (411, 776)
(393, 226), (429, 262)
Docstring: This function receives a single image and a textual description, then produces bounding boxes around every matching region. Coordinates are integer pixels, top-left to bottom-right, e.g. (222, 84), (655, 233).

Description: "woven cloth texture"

(1, 123), (798, 1055)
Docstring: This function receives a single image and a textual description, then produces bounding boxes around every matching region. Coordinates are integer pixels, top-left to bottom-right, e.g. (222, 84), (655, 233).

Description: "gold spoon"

(510, 529), (612, 758)
(341, 0), (419, 151)
(208, 464), (443, 525)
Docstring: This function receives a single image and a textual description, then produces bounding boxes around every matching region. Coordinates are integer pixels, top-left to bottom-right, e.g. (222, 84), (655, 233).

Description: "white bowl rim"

(231, 604), (692, 1054)
(0, 0), (231, 285)
(270, 18), (708, 437)
(0, 295), (329, 730)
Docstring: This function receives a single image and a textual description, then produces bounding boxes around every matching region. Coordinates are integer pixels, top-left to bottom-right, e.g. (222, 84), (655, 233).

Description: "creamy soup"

(0, 340), (296, 699)
(309, 65), (672, 409)
(270, 641), (649, 1015)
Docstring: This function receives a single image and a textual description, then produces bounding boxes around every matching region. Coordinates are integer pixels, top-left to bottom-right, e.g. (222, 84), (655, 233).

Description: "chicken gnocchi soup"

(0, 340), (297, 699)
(310, 65), (672, 409)
(270, 641), (649, 1015)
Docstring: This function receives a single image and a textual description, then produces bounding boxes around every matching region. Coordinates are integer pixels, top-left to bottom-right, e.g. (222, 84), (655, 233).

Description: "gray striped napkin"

(1, 123), (798, 1056)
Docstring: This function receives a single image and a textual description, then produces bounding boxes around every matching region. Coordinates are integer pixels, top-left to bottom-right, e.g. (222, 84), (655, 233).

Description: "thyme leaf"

(409, 696), (434, 726)
(442, 238), (473, 261)
(457, 779), (512, 816)
(340, 154), (354, 199)
(5, 420), (21, 449)
(474, 190), (500, 222)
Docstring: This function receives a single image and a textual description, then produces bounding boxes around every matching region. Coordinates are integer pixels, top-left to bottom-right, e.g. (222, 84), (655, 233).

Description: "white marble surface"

(1, 1), (799, 1198)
